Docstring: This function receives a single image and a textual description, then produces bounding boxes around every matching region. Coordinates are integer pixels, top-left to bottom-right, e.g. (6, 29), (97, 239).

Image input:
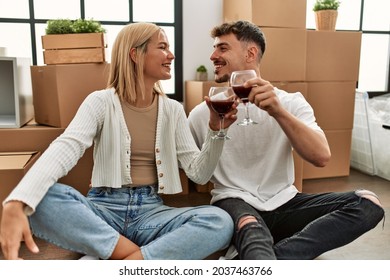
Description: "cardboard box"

(184, 81), (228, 115)
(306, 82), (356, 130)
(272, 82), (308, 99)
(223, 0), (307, 29)
(0, 123), (64, 152)
(31, 63), (109, 128)
(0, 124), (93, 195)
(306, 30), (362, 82)
(303, 129), (352, 179)
(0, 57), (34, 128)
(260, 28), (307, 82)
(0, 151), (40, 220)
(42, 33), (106, 65)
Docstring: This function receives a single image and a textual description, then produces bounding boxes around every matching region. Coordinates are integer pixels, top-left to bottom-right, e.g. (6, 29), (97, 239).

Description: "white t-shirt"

(188, 88), (324, 211)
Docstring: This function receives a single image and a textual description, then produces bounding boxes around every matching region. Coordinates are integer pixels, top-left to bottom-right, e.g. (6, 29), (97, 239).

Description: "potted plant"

(313, 0), (341, 31)
(196, 65), (208, 81)
(42, 18), (107, 65)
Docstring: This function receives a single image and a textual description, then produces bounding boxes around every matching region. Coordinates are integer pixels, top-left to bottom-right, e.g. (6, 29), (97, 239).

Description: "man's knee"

(237, 215), (258, 230)
(355, 189), (385, 227)
(355, 189), (382, 207)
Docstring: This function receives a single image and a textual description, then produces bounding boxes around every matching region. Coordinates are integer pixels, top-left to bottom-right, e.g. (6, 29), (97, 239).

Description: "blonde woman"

(1, 22), (236, 260)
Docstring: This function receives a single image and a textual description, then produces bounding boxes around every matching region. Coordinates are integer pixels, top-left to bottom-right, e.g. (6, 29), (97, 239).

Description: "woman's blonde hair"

(107, 22), (165, 103)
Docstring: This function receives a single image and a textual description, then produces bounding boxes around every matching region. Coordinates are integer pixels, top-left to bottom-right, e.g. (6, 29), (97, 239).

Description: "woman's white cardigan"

(4, 88), (224, 214)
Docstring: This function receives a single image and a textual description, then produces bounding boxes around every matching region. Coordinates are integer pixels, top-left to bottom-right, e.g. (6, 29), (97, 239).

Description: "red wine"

(232, 85), (251, 103)
(210, 100), (234, 115)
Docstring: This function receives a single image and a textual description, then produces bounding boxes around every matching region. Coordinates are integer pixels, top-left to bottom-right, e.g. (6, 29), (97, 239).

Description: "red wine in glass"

(208, 86), (235, 140)
(210, 100), (235, 115)
(232, 85), (251, 104)
(230, 70), (258, 125)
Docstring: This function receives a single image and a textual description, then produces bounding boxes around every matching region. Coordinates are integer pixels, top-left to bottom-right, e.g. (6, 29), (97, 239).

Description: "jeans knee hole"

(237, 216), (258, 230)
(355, 189), (382, 207)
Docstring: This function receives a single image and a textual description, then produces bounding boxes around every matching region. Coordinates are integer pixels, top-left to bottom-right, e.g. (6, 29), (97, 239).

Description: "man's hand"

(246, 77), (282, 117)
(0, 201), (39, 259)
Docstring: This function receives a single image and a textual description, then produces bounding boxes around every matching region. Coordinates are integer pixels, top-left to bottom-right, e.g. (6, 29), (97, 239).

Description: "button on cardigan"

(4, 88), (225, 214)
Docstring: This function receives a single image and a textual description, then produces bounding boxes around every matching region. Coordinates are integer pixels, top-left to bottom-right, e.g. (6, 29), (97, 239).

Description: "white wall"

(182, 0), (223, 84)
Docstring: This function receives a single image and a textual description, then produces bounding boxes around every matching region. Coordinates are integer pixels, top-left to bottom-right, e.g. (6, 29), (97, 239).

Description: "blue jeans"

(213, 190), (384, 260)
(29, 183), (233, 259)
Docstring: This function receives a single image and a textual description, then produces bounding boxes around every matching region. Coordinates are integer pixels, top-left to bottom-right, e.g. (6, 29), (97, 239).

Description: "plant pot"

(41, 33), (106, 64)
(196, 72), (208, 81)
(315, 10), (338, 31)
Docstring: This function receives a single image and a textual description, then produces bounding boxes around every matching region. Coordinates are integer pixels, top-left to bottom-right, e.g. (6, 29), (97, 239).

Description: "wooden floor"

(164, 168), (390, 260)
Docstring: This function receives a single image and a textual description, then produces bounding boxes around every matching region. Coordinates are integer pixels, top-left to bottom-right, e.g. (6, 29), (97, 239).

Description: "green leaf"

(313, 0), (340, 11)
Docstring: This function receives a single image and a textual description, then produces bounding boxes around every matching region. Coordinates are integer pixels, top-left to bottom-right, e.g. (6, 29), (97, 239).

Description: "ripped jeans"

(213, 190), (385, 260)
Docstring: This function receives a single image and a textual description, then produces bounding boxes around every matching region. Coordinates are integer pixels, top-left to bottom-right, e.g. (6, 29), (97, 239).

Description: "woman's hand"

(0, 201), (39, 259)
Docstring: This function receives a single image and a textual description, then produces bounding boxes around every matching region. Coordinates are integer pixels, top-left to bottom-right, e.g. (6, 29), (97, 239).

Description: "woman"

(0, 22), (236, 260)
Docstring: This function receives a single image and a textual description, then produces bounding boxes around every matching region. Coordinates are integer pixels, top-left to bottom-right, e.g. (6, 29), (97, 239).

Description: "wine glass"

(208, 86), (236, 140)
(230, 70), (258, 126)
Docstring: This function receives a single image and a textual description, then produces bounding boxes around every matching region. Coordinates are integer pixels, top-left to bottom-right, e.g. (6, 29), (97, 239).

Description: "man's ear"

(130, 48), (137, 63)
(246, 45), (258, 63)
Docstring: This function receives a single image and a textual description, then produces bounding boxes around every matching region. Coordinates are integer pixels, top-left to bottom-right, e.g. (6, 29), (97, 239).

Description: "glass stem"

(244, 103), (250, 120)
(219, 115), (224, 135)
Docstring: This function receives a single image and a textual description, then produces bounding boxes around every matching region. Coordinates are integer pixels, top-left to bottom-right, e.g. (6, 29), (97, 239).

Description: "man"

(187, 20), (384, 260)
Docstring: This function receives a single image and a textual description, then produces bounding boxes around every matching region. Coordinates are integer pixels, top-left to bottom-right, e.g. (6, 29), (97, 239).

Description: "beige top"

(121, 96), (158, 186)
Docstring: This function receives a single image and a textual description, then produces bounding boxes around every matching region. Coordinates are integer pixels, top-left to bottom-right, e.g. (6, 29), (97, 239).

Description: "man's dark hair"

(211, 20), (266, 57)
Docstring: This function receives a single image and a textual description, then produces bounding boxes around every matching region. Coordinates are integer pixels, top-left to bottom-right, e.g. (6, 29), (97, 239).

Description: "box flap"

(0, 151), (38, 170)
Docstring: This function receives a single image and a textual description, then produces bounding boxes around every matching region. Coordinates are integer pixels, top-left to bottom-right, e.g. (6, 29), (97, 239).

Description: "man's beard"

(215, 73), (229, 83)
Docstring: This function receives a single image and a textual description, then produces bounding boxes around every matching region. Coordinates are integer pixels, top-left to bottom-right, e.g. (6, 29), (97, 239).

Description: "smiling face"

(143, 29), (175, 83)
(210, 33), (250, 83)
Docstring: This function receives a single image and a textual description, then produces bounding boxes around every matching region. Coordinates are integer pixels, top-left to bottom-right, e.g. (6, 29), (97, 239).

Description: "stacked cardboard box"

(223, 0), (306, 29)
(302, 31), (361, 179)
(31, 63), (110, 128)
(304, 33), (359, 180)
